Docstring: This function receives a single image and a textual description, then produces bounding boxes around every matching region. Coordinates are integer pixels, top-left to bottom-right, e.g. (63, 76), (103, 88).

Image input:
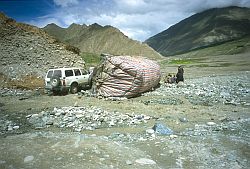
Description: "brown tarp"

(92, 54), (161, 98)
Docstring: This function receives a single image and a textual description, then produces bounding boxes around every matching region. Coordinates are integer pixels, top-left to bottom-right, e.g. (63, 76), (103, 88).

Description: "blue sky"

(0, 0), (250, 41)
(0, 0), (55, 21)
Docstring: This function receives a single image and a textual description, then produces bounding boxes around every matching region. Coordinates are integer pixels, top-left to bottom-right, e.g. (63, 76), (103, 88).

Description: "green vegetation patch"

(168, 59), (195, 64)
(160, 58), (205, 67)
(81, 52), (101, 67)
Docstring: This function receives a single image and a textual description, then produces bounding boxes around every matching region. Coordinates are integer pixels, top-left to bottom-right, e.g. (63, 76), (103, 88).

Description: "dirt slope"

(0, 13), (84, 82)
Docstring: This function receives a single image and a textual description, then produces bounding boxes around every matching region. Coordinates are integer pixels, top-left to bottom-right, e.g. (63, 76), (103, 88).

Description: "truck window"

(53, 70), (62, 77)
(74, 69), (81, 76)
(47, 70), (53, 78)
(65, 70), (73, 77)
(81, 69), (88, 75)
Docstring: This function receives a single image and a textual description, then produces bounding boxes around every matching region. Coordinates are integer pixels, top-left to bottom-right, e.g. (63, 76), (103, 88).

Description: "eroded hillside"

(0, 13), (84, 81)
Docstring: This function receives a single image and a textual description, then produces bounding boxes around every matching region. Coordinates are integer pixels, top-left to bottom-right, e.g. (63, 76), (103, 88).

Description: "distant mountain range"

(43, 23), (162, 60)
(145, 6), (250, 56)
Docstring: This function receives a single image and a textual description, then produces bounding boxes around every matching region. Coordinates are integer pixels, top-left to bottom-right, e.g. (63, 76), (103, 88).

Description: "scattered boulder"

(24, 155), (34, 163)
(135, 158), (156, 165)
(152, 123), (173, 135)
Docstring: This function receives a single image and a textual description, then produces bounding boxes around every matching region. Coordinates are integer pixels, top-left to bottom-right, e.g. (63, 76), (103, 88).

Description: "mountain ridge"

(43, 23), (163, 60)
(145, 6), (250, 56)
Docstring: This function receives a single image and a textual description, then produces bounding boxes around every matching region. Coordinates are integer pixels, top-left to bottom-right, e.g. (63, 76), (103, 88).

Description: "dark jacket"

(176, 67), (184, 83)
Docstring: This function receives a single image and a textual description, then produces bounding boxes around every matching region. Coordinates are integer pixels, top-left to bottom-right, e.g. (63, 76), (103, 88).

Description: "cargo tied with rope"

(91, 54), (161, 98)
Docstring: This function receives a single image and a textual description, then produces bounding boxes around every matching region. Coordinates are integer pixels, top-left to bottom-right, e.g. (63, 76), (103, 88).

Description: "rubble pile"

(27, 106), (152, 132)
(144, 73), (249, 106)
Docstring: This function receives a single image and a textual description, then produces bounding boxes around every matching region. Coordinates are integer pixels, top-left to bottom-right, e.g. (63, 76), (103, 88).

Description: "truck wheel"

(70, 83), (78, 94)
(51, 76), (60, 87)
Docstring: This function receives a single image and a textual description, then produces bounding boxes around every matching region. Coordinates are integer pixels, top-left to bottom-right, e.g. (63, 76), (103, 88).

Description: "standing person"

(176, 65), (184, 83)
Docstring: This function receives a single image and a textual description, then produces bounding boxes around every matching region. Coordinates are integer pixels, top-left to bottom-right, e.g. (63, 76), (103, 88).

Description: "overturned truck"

(91, 54), (161, 98)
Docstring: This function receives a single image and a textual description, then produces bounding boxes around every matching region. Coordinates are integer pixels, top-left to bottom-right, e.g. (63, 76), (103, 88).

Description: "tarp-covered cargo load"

(92, 54), (161, 98)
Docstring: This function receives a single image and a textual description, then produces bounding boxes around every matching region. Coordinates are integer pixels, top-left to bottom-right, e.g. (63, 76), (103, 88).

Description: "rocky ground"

(0, 69), (249, 169)
(0, 13), (84, 80)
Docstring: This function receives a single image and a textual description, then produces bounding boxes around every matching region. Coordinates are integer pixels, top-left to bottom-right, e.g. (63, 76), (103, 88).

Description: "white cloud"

(53, 0), (79, 7)
(29, 0), (250, 41)
(27, 15), (63, 28)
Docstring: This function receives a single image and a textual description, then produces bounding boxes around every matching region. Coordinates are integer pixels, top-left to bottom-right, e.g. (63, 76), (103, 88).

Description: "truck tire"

(70, 83), (78, 94)
(51, 76), (61, 87)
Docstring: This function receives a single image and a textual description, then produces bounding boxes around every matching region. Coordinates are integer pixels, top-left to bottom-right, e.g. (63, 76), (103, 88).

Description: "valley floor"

(0, 53), (249, 169)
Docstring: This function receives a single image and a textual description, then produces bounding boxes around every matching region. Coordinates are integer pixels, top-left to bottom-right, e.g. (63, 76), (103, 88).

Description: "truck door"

(74, 69), (89, 85)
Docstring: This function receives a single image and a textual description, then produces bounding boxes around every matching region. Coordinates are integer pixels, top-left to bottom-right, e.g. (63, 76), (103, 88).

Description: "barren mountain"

(43, 23), (163, 60)
(145, 6), (250, 56)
